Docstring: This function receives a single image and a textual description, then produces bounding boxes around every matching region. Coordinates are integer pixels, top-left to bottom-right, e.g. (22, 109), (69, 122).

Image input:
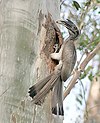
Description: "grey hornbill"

(28, 19), (80, 116)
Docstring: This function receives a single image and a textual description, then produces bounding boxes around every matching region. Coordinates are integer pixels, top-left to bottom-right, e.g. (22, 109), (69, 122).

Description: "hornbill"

(28, 19), (80, 116)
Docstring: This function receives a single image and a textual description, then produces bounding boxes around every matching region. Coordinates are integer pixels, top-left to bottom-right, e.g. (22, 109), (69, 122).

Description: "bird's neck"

(64, 36), (74, 44)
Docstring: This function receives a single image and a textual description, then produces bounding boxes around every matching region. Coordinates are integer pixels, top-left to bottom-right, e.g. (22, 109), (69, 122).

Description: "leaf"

(73, 1), (81, 10)
(85, 0), (91, 7)
(96, 0), (100, 3)
(85, 66), (93, 74)
(64, 86), (67, 89)
(76, 97), (82, 105)
(89, 35), (100, 50)
(79, 93), (83, 99)
(88, 72), (93, 81)
(80, 66), (93, 80)
(78, 33), (89, 51)
(80, 72), (87, 79)
(93, 6), (97, 11)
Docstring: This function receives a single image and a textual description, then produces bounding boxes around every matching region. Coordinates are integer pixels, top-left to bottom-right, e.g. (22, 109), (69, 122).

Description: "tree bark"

(84, 76), (100, 123)
(0, 0), (62, 123)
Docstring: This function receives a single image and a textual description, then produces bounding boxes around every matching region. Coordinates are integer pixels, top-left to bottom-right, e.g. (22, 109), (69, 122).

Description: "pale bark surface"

(0, 0), (62, 123)
(84, 76), (100, 123)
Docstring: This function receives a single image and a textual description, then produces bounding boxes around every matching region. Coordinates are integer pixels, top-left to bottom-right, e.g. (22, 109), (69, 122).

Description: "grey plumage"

(28, 19), (80, 116)
(52, 77), (63, 115)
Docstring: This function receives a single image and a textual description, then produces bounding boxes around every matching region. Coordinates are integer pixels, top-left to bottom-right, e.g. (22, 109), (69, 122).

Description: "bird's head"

(56, 19), (80, 40)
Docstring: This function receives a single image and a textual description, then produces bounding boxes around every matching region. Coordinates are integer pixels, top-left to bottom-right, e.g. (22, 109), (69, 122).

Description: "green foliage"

(78, 31), (100, 51)
(93, 6), (98, 11)
(76, 89), (84, 106)
(76, 97), (82, 105)
(96, 0), (100, 3)
(78, 93), (83, 99)
(73, 1), (81, 10)
(80, 71), (87, 80)
(89, 35), (100, 50)
(85, 0), (91, 7)
(80, 66), (93, 80)
(78, 33), (89, 51)
(88, 72), (94, 81)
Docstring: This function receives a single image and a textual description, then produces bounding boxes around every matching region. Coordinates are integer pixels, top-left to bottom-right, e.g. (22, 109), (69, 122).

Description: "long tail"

(28, 71), (64, 115)
(51, 77), (64, 116)
(28, 73), (53, 99)
(31, 71), (61, 104)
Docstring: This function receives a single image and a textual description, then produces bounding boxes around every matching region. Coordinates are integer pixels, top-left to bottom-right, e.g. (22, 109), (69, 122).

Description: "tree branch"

(64, 42), (100, 99)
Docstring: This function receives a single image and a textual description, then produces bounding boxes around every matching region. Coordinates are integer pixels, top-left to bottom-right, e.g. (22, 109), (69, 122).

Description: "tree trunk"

(84, 76), (100, 123)
(0, 0), (62, 123)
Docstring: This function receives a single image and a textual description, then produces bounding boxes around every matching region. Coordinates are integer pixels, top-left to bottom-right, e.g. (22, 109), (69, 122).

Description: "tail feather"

(51, 77), (64, 116)
(29, 86), (37, 98)
(28, 73), (53, 98)
(32, 71), (61, 104)
(52, 105), (64, 116)
(28, 70), (64, 115)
